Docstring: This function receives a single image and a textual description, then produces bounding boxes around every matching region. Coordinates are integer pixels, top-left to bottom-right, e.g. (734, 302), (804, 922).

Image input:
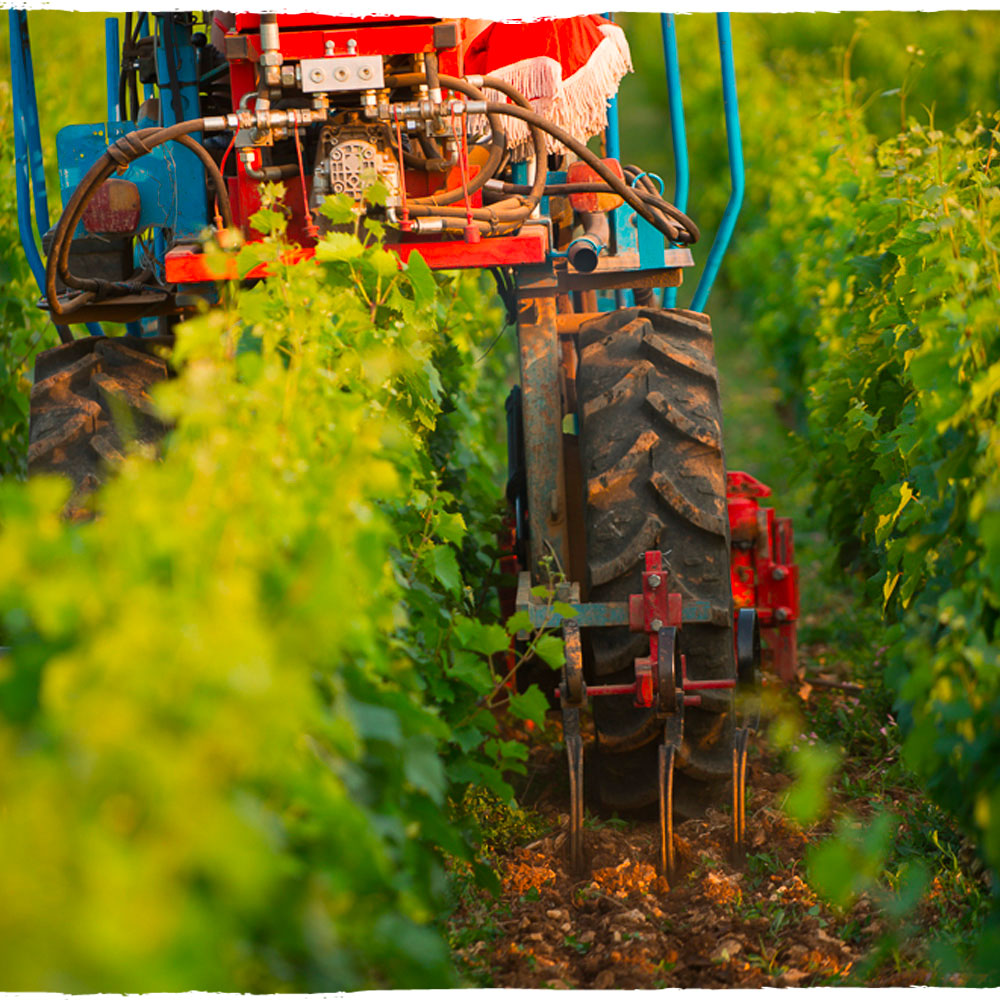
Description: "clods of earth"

(448, 676), (960, 988)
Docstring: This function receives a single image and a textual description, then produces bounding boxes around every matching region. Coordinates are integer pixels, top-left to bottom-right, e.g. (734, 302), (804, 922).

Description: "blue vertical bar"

(661, 13), (689, 308)
(605, 93), (621, 161)
(10, 10), (102, 336)
(9, 10), (46, 292)
(109, 19), (140, 342)
(16, 14), (51, 237)
(106, 18), (121, 122)
(691, 13), (745, 313)
(155, 14), (207, 238)
(603, 13), (621, 161)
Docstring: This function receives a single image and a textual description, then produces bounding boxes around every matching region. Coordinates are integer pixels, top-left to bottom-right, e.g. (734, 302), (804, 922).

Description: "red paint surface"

(165, 230), (547, 283)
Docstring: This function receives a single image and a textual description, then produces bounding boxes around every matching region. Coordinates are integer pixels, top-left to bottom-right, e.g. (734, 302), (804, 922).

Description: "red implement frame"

(726, 471), (799, 681)
(163, 229), (548, 283)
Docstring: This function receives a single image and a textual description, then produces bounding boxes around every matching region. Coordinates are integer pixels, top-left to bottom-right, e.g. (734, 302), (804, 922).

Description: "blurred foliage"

(0, 195), (538, 989)
(0, 82), (45, 477)
(625, 10), (1000, 975)
(3, 7), (1000, 986)
(619, 12), (1000, 301)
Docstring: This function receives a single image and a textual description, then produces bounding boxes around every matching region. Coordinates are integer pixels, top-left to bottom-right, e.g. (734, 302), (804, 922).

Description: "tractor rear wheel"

(28, 335), (172, 510)
(576, 307), (734, 817)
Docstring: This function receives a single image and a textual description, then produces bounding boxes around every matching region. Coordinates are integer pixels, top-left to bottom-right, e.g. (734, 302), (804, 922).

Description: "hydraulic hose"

(483, 101), (688, 244)
(383, 72), (549, 218)
(243, 160), (300, 182)
(45, 118), (233, 317)
(487, 179), (699, 244)
(176, 134), (234, 226)
(435, 73), (547, 214)
(384, 72), (510, 206)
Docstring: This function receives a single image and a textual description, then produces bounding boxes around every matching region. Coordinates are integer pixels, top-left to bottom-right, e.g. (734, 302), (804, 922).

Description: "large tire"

(576, 307), (734, 817)
(28, 335), (172, 506)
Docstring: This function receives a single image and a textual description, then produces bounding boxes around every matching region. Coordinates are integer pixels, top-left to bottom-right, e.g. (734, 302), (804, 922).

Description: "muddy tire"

(576, 307), (734, 817)
(28, 336), (172, 506)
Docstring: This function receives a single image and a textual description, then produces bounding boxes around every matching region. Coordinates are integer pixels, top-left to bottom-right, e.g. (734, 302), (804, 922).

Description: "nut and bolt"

(358, 65), (373, 81)
(775, 607), (790, 622)
(324, 40), (335, 55)
(333, 67), (349, 82)
(648, 573), (661, 588)
(772, 566), (788, 581)
(310, 67), (325, 83)
(651, 618), (664, 631)
(346, 38), (358, 54)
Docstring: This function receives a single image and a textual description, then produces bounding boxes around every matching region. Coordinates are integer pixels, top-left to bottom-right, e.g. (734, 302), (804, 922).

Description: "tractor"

(8, 11), (800, 877)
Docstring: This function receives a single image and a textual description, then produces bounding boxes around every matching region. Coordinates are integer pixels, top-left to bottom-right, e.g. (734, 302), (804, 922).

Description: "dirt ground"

(448, 656), (965, 989)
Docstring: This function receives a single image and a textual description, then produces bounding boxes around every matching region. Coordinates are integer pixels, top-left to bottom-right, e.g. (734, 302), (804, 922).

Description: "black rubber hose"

(483, 101), (688, 244)
(119, 12), (132, 121)
(488, 179), (699, 243)
(243, 161), (300, 182)
(174, 133), (234, 227)
(46, 119), (222, 316)
(423, 74), (545, 215)
(477, 71), (696, 240)
(424, 51), (441, 94)
(416, 132), (448, 171)
(384, 72), (515, 207)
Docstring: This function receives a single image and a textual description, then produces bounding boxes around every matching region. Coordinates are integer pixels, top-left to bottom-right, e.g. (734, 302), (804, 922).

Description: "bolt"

(324, 40), (335, 56)
(310, 68), (325, 83)
(772, 566), (787, 581)
(775, 607), (790, 622)
(334, 67), (349, 82)
(648, 573), (661, 588)
(651, 618), (664, 632)
(347, 38), (358, 54)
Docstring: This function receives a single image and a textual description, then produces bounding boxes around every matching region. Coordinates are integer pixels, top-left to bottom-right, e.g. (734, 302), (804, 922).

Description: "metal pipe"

(105, 17), (121, 122)
(661, 13), (689, 308)
(259, 13), (280, 56)
(258, 12), (282, 91)
(691, 13), (745, 313)
(602, 12), (621, 161)
(567, 213), (609, 273)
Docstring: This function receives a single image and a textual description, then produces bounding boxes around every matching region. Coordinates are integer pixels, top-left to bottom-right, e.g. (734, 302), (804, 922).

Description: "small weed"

(584, 812), (629, 831)
(564, 934), (590, 954)
(459, 787), (550, 853)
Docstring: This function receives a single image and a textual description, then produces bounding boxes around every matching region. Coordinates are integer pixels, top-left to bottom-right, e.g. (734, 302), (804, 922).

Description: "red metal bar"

(578, 683), (636, 697)
(164, 230), (548, 283)
(235, 23), (444, 60)
(683, 678), (737, 691)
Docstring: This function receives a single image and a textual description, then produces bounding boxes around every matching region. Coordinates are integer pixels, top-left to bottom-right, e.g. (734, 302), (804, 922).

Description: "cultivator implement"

(10, 10), (800, 877)
(517, 547), (768, 879)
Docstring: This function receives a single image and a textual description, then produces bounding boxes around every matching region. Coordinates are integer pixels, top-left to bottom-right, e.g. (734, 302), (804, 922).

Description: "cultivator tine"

(561, 615), (586, 873)
(658, 742), (675, 880)
(562, 701), (585, 873)
(731, 726), (750, 864)
(658, 702), (683, 881)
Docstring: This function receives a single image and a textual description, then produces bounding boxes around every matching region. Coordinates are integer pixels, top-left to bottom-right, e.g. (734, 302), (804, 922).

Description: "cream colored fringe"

(469, 23), (633, 161)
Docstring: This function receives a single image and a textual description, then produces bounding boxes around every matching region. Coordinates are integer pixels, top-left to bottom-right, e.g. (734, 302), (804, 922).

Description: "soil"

(448, 650), (946, 989)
